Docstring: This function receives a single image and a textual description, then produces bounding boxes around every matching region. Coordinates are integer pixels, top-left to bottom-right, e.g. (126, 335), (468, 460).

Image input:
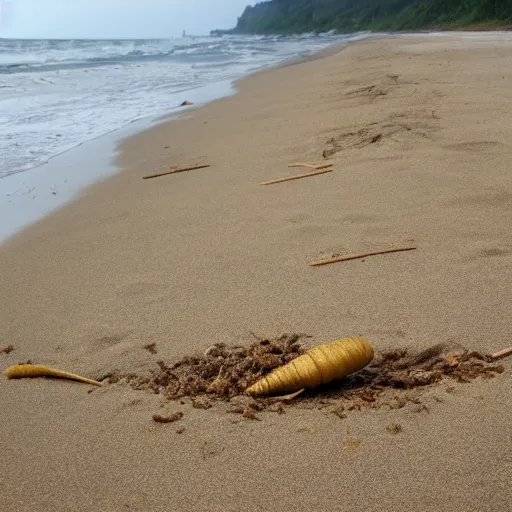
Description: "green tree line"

(232, 0), (512, 34)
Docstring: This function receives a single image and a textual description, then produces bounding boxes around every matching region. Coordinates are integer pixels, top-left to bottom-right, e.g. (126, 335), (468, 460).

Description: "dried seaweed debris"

(106, 336), (504, 417)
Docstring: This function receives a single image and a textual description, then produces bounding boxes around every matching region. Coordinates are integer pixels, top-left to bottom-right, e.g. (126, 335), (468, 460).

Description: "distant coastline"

(212, 24), (512, 37)
(212, 0), (512, 36)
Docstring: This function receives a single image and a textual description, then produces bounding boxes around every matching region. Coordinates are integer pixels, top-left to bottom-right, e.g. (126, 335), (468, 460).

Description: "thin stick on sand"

(288, 163), (333, 170)
(143, 164), (210, 180)
(310, 246), (417, 266)
(489, 347), (512, 360)
(310, 164), (333, 171)
(260, 168), (333, 186)
(267, 389), (305, 403)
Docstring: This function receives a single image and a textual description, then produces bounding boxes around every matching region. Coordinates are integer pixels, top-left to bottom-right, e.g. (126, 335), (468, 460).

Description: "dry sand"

(1, 35), (512, 511)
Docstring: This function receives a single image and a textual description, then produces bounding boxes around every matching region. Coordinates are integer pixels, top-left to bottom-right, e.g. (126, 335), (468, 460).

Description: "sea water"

(0, 33), (373, 178)
(0, 33), (373, 240)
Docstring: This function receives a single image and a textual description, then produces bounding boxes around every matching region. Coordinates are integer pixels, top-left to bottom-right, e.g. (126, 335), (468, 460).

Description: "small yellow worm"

(3, 364), (103, 387)
(246, 337), (374, 396)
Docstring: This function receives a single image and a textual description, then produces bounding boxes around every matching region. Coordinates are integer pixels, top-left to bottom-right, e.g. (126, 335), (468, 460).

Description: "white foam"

(0, 34), (354, 179)
(0, 33), (376, 241)
(0, 80), (235, 243)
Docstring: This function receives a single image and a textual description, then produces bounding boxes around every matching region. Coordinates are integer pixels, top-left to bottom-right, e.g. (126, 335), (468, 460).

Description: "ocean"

(0, 33), (371, 179)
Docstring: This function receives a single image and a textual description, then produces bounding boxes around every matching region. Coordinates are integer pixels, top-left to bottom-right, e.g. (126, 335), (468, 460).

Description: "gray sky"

(1, 0), (255, 39)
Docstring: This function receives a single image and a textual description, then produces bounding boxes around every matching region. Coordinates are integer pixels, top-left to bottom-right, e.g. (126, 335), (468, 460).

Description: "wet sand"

(1, 34), (511, 511)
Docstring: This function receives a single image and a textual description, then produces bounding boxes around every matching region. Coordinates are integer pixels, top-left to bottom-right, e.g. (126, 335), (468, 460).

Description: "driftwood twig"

(143, 164), (210, 180)
(310, 163), (333, 171)
(260, 168), (332, 186)
(489, 347), (512, 360)
(288, 163), (333, 170)
(310, 246), (417, 266)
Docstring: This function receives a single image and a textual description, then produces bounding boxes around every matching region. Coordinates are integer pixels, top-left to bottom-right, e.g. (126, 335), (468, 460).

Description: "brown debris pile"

(303, 343), (504, 412)
(107, 337), (504, 418)
(113, 334), (305, 400)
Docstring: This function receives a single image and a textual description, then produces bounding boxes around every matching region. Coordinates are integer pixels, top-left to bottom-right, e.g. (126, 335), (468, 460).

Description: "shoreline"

(0, 79), (237, 243)
(1, 33), (511, 511)
(0, 34), (363, 244)
(2, 30), (511, 243)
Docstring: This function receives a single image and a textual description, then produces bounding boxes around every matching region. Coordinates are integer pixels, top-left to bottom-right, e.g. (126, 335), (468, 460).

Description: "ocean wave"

(0, 38), (231, 71)
(0, 33), (365, 178)
(0, 34), (344, 72)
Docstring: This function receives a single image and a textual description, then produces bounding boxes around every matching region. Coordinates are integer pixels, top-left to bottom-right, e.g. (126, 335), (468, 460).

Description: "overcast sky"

(0, 0), (255, 39)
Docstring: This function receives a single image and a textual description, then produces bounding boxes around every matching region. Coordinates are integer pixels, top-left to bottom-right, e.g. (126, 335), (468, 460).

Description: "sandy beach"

(1, 34), (511, 511)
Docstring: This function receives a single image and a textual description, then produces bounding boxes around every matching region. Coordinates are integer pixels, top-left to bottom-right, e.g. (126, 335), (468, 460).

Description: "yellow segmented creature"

(246, 337), (373, 396)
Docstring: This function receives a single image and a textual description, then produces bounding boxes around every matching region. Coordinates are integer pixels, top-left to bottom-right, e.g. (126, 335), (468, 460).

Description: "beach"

(1, 34), (511, 511)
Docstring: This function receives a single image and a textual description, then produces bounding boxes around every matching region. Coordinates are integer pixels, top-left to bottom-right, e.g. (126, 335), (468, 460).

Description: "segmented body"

(246, 337), (373, 396)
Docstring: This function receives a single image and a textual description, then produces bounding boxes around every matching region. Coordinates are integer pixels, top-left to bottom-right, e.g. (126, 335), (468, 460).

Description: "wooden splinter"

(288, 163), (333, 170)
(308, 164), (333, 171)
(143, 164), (210, 180)
(489, 347), (512, 360)
(267, 389), (305, 403)
(310, 246), (417, 266)
(3, 364), (103, 387)
(260, 168), (333, 186)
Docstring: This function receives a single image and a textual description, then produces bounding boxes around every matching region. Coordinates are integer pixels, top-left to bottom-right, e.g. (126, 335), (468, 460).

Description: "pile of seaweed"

(109, 334), (305, 400)
(107, 334), (504, 416)
(305, 343), (504, 414)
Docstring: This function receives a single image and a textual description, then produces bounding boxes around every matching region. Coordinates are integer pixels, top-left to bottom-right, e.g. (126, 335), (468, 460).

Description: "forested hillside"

(232, 0), (512, 34)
